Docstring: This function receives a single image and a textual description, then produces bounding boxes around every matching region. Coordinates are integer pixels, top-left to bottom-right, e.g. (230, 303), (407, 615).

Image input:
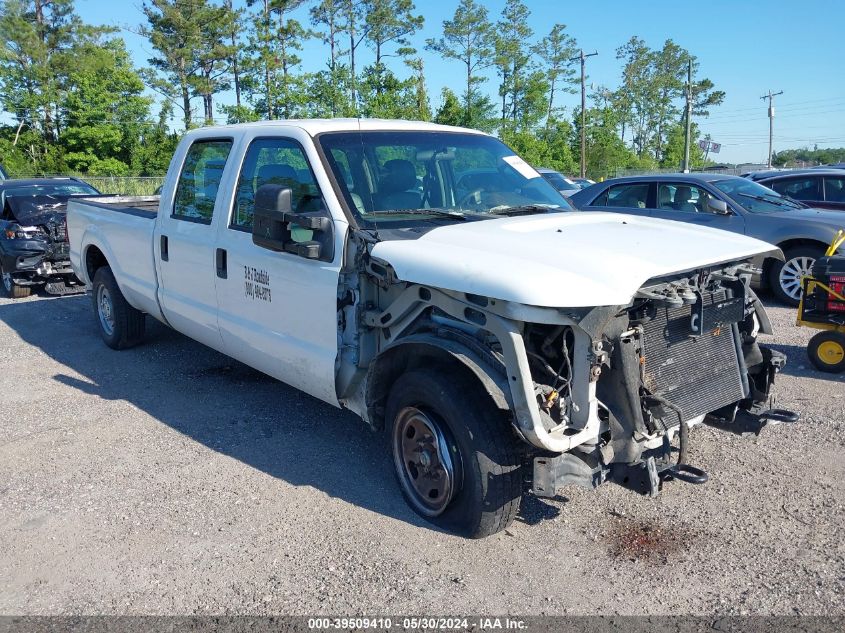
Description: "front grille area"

(640, 291), (746, 430)
(44, 222), (67, 242)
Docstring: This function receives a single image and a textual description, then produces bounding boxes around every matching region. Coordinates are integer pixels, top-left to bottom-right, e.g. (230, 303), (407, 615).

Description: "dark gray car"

(570, 173), (845, 305)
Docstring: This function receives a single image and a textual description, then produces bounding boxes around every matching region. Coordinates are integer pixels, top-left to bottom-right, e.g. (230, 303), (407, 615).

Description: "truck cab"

(68, 120), (792, 538)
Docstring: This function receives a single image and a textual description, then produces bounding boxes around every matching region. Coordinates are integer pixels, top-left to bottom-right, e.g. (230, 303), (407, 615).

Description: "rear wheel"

(769, 245), (823, 306)
(808, 331), (845, 373)
(386, 368), (524, 538)
(0, 264), (31, 299)
(91, 266), (145, 349)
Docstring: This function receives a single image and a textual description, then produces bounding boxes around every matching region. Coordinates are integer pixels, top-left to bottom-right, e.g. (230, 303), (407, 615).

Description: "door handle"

(160, 235), (169, 261)
(215, 248), (227, 279)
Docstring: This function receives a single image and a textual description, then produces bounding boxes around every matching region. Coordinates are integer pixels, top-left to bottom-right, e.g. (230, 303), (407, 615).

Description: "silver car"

(570, 173), (845, 305)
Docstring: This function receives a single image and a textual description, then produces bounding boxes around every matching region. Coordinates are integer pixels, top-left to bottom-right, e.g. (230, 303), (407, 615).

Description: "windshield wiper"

(365, 208), (468, 221)
(486, 204), (562, 217)
(737, 193), (800, 209)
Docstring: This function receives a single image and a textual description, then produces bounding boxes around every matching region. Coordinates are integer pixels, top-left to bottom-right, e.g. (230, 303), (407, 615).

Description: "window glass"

(317, 131), (571, 225)
(593, 183), (649, 208)
(3, 183), (99, 197)
(231, 138), (324, 242)
(768, 177), (820, 201)
(824, 176), (845, 203)
(712, 178), (804, 213)
(656, 183), (714, 213)
(173, 140), (232, 223)
(542, 172), (579, 191)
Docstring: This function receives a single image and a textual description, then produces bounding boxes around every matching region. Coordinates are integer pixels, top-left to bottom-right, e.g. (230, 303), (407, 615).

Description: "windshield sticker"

(502, 155), (540, 180)
(244, 266), (271, 302)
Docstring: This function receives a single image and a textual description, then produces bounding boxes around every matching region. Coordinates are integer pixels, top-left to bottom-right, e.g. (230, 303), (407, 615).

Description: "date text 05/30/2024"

(307, 617), (528, 630)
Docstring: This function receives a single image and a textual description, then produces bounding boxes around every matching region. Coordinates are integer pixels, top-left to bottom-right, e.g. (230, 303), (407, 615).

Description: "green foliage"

(772, 147), (845, 167)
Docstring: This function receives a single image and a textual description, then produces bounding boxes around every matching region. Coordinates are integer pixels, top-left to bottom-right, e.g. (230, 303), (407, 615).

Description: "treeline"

(773, 147), (845, 167)
(0, 0), (724, 178)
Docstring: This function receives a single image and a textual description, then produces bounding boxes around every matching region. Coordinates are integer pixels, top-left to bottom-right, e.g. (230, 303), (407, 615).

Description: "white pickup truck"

(68, 119), (794, 538)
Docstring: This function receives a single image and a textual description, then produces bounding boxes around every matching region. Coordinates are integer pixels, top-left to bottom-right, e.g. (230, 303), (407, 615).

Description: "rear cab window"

(172, 139), (233, 224)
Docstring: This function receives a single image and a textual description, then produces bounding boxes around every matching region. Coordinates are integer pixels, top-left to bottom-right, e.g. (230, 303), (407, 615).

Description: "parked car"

(68, 120), (788, 538)
(570, 173), (845, 305)
(536, 168), (581, 197)
(746, 169), (845, 212)
(0, 177), (99, 298)
(572, 177), (595, 188)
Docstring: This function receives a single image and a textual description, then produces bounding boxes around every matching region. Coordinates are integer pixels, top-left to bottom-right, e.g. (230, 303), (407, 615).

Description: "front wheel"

(1, 264), (32, 299)
(768, 246), (823, 306)
(91, 266), (145, 349)
(386, 368), (524, 538)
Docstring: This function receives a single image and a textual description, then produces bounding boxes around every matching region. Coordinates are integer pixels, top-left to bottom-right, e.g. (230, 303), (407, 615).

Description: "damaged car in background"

(0, 178), (99, 298)
(68, 120), (798, 538)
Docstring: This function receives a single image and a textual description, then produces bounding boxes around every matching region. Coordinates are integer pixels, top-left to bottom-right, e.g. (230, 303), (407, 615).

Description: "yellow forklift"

(797, 230), (845, 373)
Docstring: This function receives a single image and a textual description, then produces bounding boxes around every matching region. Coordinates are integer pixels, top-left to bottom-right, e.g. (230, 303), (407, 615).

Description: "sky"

(74, 0), (845, 165)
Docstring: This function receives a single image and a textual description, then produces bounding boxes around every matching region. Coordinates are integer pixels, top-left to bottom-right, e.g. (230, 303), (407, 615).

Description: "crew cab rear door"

(154, 136), (236, 351)
(212, 128), (344, 404)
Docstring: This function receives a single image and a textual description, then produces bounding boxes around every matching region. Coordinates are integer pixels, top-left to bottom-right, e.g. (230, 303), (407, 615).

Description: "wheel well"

(776, 238), (828, 255)
(365, 342), (509, 431)
(84, 245), (108, 282)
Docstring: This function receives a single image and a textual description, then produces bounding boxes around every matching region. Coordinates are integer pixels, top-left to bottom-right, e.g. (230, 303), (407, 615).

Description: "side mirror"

(708, 199), (731, 215)
(252, 184), (333, 261)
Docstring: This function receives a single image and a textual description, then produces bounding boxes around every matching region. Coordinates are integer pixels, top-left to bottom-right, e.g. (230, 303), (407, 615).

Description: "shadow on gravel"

(766, 342), (845, 381)
(0, 295), (432, 532)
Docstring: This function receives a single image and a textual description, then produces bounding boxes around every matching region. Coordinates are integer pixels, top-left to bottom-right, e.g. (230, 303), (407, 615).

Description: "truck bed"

(73, 195), (161, 218)
(67, 195), (163, 321)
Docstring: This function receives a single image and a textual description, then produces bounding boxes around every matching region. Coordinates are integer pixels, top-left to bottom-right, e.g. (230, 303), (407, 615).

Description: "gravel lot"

(0, 290), (842, 616)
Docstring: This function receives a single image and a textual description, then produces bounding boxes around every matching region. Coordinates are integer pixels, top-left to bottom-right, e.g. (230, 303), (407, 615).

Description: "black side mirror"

(707, 199), (731, 215)
(252, 184), (334, 260)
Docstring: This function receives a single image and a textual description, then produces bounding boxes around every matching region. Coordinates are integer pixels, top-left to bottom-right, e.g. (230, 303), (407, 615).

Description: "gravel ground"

(0, 290), (843, 616)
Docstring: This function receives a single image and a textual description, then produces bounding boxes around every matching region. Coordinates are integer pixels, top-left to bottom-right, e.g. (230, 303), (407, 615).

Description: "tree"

(192, 3), (236, 123)
(433, 87), (463, 127)
(310, 0), (351, 115)
(494, 0), (539, 127)
(532, 24), (578, 128)
(60, 39), (152, 174)
(425, 0), (495, 127)
(362, 0), (423, 96)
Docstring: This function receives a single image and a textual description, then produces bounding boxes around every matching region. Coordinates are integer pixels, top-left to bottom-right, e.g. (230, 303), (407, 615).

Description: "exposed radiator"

(639, 291), (746, 430)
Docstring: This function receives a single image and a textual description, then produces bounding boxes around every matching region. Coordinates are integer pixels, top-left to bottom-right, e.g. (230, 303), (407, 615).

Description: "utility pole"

(682, 58), (692, 173)
(761, 89), (783, 168)
(570, 49), (598, 178)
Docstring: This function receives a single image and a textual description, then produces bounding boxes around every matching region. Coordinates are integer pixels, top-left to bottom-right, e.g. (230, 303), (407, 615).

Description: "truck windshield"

(317, 131), (572, 225)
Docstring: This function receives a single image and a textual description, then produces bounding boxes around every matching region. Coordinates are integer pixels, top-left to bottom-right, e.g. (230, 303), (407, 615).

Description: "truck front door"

(212, 131), (344, 404)
(155, 137), (235, 351)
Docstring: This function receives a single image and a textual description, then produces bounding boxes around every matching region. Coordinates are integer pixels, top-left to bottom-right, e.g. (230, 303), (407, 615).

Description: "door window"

(824, 176), (845, 203)
(656, 183), (714, 213)
(172, 139), (233, 223)
(231, 138), (324, 242)
(592, 183), (649, 208)
(768, 177), (820, 202)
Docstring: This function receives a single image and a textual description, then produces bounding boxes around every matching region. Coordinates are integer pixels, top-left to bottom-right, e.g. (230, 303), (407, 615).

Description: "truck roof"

(192, 118), (488, 137)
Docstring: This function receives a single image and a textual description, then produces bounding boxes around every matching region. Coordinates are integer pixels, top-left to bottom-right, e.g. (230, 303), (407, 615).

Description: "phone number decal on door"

(244, 265), (272, 302)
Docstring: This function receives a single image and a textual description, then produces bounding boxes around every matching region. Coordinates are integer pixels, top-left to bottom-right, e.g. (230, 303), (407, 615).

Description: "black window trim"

(227, 134), (326, 233)
(171, 136), (235, 225)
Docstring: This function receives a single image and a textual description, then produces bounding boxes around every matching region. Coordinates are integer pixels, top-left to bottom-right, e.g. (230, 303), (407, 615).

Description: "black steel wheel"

(386, 368), (523, 538)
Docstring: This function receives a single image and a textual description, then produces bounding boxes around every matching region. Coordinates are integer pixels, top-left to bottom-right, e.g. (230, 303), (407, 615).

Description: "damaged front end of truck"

(339, 238), (795, 501)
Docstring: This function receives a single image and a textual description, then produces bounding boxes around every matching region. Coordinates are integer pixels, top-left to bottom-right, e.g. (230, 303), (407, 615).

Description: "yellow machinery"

(797, 229), (845, 373)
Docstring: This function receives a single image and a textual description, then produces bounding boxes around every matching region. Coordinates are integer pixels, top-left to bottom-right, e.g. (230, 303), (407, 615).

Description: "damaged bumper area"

(529, 262), (797, 498)
(0, 206), (82, 292)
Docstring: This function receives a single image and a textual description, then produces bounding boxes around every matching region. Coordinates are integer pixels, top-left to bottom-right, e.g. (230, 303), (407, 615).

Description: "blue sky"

(75, 0), (845, 164)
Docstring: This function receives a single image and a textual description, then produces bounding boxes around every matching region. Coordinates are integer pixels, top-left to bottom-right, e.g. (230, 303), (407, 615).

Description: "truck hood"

(370, 212), (780, 308)
(6, 195), (67, 226)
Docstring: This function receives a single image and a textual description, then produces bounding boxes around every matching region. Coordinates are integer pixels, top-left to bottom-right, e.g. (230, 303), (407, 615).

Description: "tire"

(768, 245), (824, 306)
(386, 368), (524, 538)
(1, 263), (32, 299)
(91, 266), (145, 349)
(807, 331), (845, 373)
